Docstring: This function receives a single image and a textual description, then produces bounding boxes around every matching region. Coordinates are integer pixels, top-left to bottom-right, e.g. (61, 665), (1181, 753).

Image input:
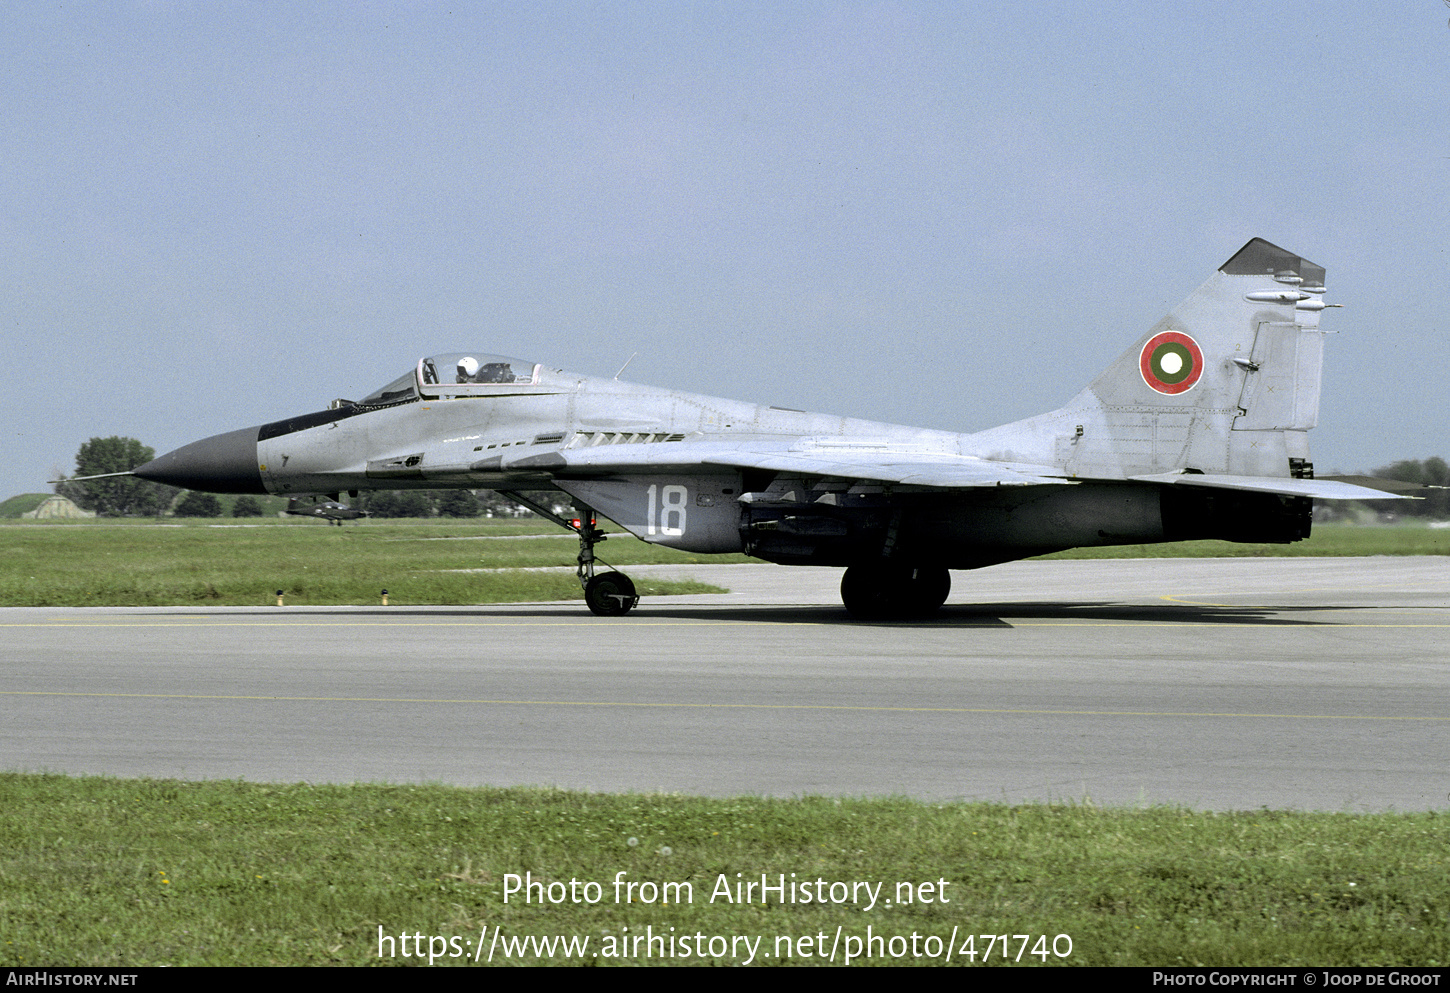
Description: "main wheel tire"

(840, 564), (950, 619)
(585, 571), (638, 616)
(840, 565), (892, 619)
(908, 565), (951, 615)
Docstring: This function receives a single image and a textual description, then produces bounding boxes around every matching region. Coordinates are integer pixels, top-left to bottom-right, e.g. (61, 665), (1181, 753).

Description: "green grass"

(0, 518), (1443, 607)
(0, 518), (741, 606)
(0, 774), (1444, 967)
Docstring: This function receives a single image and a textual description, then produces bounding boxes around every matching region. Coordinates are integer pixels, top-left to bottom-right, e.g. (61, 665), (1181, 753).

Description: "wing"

(479, 436), (1416, 563)
(504, 440), (1415, 500)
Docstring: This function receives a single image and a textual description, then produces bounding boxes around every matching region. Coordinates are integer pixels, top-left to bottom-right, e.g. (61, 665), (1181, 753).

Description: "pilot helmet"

(456, 356), (480, 381)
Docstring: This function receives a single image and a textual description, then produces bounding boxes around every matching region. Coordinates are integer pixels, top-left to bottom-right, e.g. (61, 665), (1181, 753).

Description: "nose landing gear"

(499, 490), (639, 615)
(574, 514), (639, 616)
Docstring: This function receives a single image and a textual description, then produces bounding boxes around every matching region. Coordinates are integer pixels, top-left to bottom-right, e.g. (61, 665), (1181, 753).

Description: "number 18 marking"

(645, 484), (688, 536)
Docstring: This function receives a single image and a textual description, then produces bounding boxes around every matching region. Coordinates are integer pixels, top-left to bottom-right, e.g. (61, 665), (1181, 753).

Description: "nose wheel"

(584, 571), (639, 616)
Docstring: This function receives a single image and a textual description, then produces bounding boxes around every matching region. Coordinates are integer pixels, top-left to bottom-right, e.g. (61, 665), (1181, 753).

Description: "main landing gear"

(840, 564), (950, 620)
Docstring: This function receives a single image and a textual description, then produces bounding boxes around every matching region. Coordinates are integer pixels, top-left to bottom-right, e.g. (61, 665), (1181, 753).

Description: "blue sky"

(4, 1), (1447, 498)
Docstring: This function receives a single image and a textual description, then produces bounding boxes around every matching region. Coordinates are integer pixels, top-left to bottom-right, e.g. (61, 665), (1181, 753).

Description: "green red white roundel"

(1140, 331), (1204, 395)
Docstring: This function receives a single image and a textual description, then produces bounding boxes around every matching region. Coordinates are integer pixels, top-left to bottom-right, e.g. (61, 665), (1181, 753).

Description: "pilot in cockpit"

(456, 356), (480, 383)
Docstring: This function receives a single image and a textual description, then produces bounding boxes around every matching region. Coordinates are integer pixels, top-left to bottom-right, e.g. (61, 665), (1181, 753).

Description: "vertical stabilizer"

(970, 238), (1333, 480)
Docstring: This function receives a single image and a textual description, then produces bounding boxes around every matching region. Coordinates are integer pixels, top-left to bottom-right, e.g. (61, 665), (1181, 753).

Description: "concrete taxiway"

(3, 557), (1447, 810)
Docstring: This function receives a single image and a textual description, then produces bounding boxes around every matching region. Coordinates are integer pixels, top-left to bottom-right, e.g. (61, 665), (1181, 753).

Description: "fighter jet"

(284, 495), (369, 525)
(131, 239), (1406, 617)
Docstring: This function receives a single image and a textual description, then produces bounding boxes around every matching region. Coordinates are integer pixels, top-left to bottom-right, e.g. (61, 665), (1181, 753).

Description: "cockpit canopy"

(357, 353), (541, 406)
(421, 353), (539, 387)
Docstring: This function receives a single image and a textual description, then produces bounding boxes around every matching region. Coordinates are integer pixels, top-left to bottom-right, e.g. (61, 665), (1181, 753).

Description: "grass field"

(0, 517), (1443, 607)
(1, 774), (1445, 968)
(0, 517), (744, 607)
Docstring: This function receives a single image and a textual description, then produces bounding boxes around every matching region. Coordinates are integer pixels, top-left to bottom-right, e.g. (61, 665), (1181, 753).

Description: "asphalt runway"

(3, 557), (1447, 810)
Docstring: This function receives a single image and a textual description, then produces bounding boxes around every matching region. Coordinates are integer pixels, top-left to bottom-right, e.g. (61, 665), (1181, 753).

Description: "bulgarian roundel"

(1139, 331), (1204, 395)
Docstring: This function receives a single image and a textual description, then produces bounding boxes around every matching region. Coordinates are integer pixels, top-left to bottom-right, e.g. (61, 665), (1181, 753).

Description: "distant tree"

(361, 490), (435, 518)
(532, 490), (573, 517)
(56, 437), (178, 517)
(437, 490), (481, 518)
(1377, 460), (1426, 486)
(174, 492), (223, 517)
(393, 491), (435, 518)
(362, 489), (403, 518)
(361, 489), (573, 519)
(1424, 457), (1449, 491)
(476, 489), (573, 519)
(231, 495), (264, 517)
(475, 490), (522, 517)
(1373, 458), (1450, 518)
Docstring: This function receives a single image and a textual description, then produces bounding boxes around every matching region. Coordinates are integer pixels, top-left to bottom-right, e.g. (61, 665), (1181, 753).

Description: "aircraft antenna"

(613, 352), (639, 380)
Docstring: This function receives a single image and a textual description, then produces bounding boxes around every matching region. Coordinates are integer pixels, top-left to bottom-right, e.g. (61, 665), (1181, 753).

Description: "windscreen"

(358, 370), (418, 407)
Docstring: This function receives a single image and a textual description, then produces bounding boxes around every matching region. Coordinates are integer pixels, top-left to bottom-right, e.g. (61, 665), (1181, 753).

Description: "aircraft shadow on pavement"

(219, 600), (1354, 627)
(625, 601), (1350, 626)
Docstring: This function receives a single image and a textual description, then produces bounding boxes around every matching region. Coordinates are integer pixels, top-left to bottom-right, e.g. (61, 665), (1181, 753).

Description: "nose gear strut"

(496, 491), (639, 615)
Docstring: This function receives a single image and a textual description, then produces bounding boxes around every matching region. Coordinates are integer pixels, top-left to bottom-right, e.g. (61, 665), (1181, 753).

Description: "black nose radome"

(133, 426), (265, 494)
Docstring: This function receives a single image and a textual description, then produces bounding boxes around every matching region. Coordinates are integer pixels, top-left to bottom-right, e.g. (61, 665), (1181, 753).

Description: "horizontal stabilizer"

(1130, 471), (1413, 501)
(1318, 475), (1443, 495)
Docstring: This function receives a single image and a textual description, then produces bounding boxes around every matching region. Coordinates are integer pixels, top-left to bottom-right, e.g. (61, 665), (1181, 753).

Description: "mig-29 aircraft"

(129, 239), (1404, 617)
